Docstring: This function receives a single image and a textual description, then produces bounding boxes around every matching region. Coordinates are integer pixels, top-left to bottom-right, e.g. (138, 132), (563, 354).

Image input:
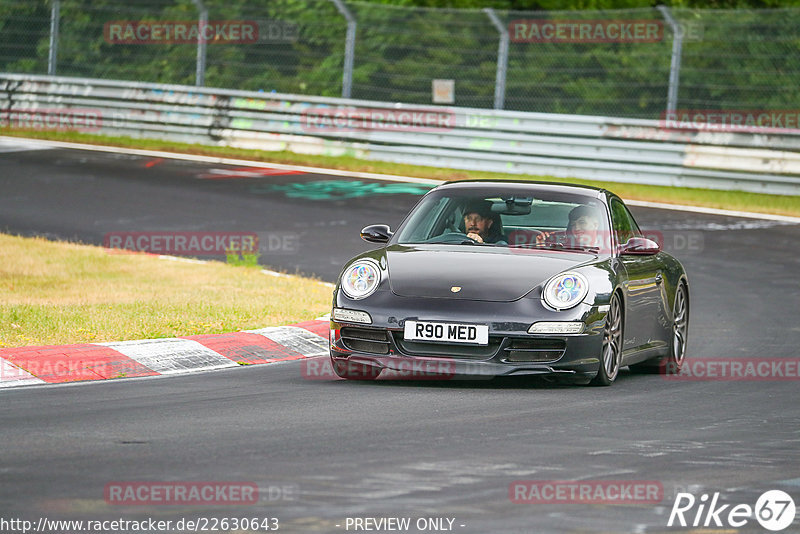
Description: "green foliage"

(225, 240), (261, 267)
(1, 0), (799, 118)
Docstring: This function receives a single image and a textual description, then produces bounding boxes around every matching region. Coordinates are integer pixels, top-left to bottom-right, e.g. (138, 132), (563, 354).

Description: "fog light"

(528, 322), (584, 334)
(333, 308), (372, 324)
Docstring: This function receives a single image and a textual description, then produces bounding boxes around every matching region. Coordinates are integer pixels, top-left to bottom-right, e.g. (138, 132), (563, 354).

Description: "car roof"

(436, 179), (609, 199)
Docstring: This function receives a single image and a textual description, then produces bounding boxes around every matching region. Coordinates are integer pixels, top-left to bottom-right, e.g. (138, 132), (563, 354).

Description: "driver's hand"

(466, 232), (484, 243)
(536, 231), (552, 244)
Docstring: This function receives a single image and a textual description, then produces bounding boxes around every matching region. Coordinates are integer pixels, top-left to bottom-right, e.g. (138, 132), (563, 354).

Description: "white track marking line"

(625, 199), (800, 223)
(0, 136), (438, 184)
(3, 135), (795, 223)
(0, 138), (54, 153)
(154, 254), (334, 287)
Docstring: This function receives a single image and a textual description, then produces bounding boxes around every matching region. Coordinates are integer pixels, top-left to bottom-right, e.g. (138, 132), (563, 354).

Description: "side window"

(396, 196), (450, 242)
(610, 198), (642, 245)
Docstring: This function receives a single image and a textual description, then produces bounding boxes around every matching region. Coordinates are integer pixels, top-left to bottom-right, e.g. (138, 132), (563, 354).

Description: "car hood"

(386, 244), (596, 302)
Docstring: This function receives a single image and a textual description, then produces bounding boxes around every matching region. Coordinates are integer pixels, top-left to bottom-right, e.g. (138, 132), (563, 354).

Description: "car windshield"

(394, 188), (610, 253)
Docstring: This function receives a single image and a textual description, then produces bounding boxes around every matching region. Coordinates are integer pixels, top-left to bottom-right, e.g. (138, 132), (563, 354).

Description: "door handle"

(655, 273), (663, 284)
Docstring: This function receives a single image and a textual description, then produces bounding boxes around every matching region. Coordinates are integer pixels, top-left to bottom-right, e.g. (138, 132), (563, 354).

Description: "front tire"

(591, 292), (623, 386)
(630, 282), (689, 375)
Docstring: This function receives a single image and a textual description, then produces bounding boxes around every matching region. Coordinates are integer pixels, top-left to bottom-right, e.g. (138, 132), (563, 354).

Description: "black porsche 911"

(329, 180), (689, 386)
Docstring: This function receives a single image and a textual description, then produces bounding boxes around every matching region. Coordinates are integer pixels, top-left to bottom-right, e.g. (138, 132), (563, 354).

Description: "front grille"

(340, 327), (390, 355)
(394, 332), (502, 360)
(503, 338), (566, 363)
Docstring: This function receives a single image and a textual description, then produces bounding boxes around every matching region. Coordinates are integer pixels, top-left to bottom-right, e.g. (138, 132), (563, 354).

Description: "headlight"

(341, 259), (381, 300)
(542, 272), (589, 311)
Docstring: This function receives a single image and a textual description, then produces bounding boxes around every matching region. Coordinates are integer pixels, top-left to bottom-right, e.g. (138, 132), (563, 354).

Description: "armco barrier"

(2, 73), (800, 195)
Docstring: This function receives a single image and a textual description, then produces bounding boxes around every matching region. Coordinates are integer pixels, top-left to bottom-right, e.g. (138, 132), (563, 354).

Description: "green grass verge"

(3, 128), (800, 217)
(0, 233), (331, 348)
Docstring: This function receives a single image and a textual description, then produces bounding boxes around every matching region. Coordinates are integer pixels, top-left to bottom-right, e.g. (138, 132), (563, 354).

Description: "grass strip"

(0, 233), (331, 348)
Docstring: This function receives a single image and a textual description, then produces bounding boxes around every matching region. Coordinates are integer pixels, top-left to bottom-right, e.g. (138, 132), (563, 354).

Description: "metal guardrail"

(2, 74), (800, 195)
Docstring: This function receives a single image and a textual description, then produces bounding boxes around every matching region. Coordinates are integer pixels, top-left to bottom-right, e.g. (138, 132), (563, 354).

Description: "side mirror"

(360, 224), (393, 243)
(620, 237), (660, 256)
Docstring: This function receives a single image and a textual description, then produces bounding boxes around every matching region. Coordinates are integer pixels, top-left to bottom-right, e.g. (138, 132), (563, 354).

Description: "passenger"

(536, 205), (602, 248)
(565, 205), (602, 248)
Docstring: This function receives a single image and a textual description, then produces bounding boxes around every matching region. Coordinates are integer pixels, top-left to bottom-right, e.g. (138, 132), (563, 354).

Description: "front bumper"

(329, 289), (608, 381)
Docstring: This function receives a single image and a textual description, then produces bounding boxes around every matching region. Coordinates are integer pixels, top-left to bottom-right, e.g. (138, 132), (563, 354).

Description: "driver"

(463, 200), (506, 244)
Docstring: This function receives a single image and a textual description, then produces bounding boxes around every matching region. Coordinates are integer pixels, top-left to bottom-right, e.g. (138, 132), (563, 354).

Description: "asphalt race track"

(1, 140), (799, 533)
(0, 142), (433, 281)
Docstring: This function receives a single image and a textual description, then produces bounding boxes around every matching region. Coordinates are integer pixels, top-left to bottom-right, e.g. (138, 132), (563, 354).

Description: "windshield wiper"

(558, 245), (600, 253)
(509, 242), (599, 253)
(424, 237), (493, 246)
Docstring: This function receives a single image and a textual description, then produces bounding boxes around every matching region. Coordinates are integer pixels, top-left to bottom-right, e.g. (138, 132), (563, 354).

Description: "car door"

(610, 198), (668, 355)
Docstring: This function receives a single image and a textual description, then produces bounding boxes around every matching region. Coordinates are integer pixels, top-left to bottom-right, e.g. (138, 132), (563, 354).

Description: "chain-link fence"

(1, 0), (799, 119)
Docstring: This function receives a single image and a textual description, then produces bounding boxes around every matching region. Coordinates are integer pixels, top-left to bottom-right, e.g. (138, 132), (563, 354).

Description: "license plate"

(404, 320), (489, 345)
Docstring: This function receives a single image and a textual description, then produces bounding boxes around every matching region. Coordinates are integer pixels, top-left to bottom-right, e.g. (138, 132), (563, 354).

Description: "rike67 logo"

(668, 490), (796, 531)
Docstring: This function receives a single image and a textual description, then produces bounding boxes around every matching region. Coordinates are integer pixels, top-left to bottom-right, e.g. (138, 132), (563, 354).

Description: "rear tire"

(590, 292), (623, 386)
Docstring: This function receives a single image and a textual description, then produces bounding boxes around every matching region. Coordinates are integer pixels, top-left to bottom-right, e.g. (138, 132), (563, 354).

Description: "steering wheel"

(428, 231), (480, 244)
